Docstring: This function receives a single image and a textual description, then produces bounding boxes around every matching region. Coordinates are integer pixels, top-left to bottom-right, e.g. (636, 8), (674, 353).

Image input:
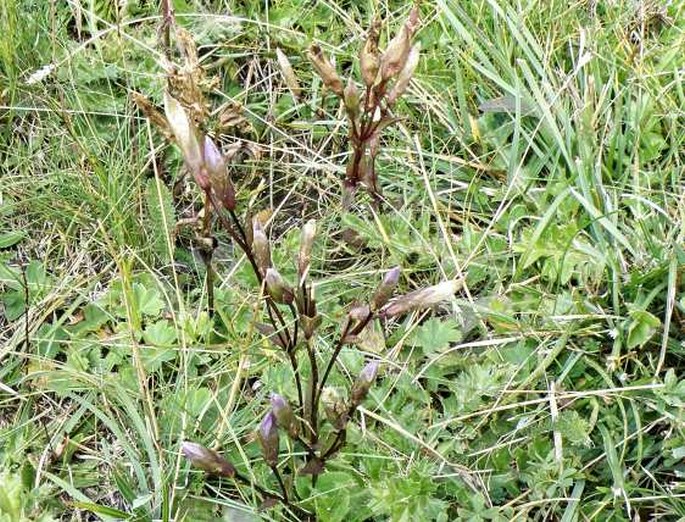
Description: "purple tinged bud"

(203, 136), (236, 210)
(351, 360), (380, 405)
(203, 136), (226, 175)
(265, 268), (294, 305)
(371, 266), (401, 311)
(298, 219), (316, 282)
(344, 78), (360, 119)
(258, 411), (280, 466)
(360, 360), (379, 383)
(252, 220), (271, 277)
(181, 441), (235, 477)
(270, 393), (299, 439)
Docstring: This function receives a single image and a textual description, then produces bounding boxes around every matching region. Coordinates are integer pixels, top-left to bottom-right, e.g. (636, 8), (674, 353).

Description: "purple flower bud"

(181, 441), (235, 477)
(321, 387), (348, 430)
(371, 266), (401, 311)
(252, 220), (271, 277)
(270, 393), (299, 439)
(298, 219), (317, 282)
(265, 268), (294, 305)
(351, 360), (380, 405)
(203, 136), (226, 175)
(203, 136), (236, 210)
(258, 411), (280, 466)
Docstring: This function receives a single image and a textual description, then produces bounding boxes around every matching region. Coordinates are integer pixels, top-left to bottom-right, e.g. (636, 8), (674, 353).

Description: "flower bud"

(300, 313), (322, 340)
(380, 279), (461, 318)
(308, 44), (344, 96)
(351, 361), (379, 406)
(258, 411), (280, 466)
(163, 92), (204, 184)
(252, 220), (271, 276)
(203, 136), (236, 210)
(265, 268), (294, 305)
(359, 19), (381, 87)
(298, 219), (316, 282)
(181, 441), (235, 477)
(387, 43), (420, 106)
(371, 266), (401, 311)
(379, 6), (419, 82)
(343, 78), (360, 119)
(321, 387), (348, 430)
(270, 393), (299, 439)
(276, 47), (302, 100)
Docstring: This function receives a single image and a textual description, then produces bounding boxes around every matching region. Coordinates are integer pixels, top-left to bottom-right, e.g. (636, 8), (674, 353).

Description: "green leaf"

(132, 282), (165, 318)
(0, 231), (25, 248)
(143, 320), (177, 346)
(313, 471), (356, 522)
(626, 309), (661, 349)
(409, 318), (462, 356)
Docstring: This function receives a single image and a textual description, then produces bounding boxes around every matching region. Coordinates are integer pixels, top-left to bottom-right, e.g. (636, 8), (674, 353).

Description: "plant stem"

(315, 310), (374, 408)
(270, 465), (288, 503)
(306, 338), (319, 445)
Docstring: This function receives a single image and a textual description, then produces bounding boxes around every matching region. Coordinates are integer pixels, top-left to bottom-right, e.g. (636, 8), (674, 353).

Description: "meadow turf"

(2, 0), (685, 520)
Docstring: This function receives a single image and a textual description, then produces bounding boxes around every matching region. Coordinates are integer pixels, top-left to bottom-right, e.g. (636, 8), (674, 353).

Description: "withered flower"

(308, 44), (344, 96)
(387, 43), (421, 106)
(276, 48), (302, 100)
(379, 6), (420, 81)
(164, 92), (205, 187)
(380, 279), (461, 318)
(359, 19), (381, 87)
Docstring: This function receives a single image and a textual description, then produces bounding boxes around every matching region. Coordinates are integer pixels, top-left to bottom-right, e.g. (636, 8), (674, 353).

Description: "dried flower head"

(163, 92), (204, 186)
(276, 47), (302, 100)
(387, 43), (421, 106)
(380, 279), (461, 318)
(360, 19), (381, 88)
(308, 44), (344, 96)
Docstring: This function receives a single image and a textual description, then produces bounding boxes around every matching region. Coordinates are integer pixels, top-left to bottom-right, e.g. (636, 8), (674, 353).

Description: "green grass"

(2, 0), (685, 520)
